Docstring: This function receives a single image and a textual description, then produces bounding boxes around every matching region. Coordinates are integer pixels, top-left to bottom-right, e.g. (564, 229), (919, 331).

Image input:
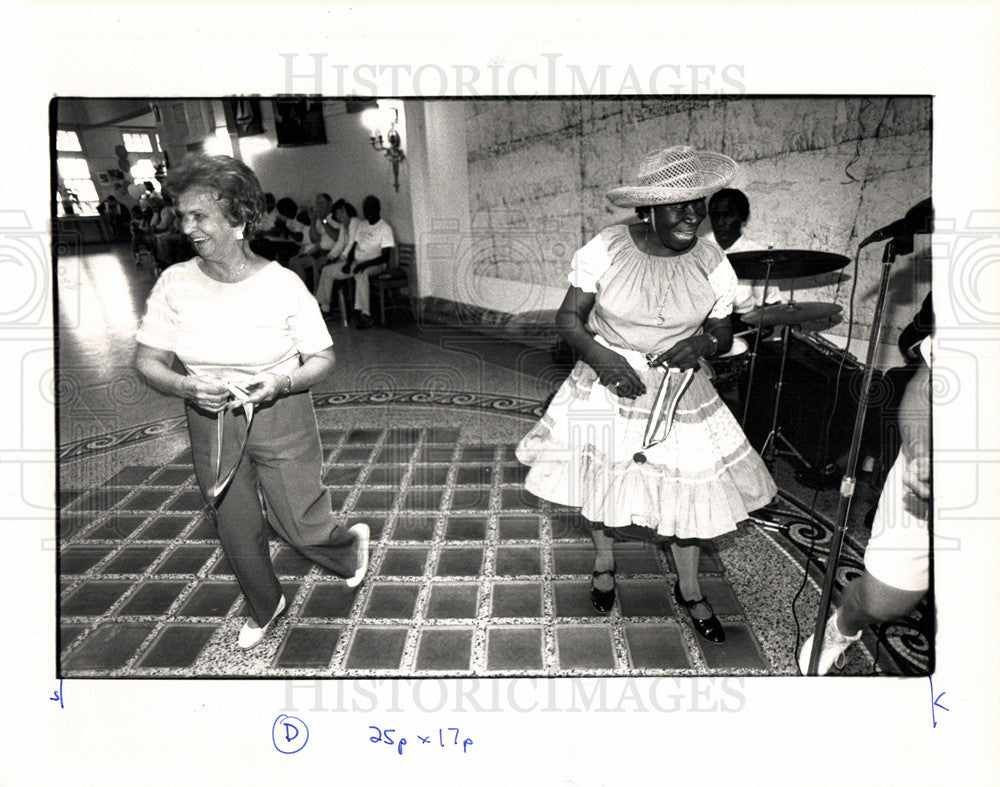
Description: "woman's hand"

(650, 335), (713, 370)
(588, 346), (646, 399)
(555, 286), (645, 399)
(898, 362), (931, 509)
(902, 454), (931, 501)
(136, 345), (234, 412)
(229, 373), (288, 407)
(179, 375), (232, 413)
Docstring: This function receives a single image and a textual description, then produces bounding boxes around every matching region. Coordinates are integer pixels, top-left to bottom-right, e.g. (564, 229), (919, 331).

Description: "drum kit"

(708, 248), (852, 474)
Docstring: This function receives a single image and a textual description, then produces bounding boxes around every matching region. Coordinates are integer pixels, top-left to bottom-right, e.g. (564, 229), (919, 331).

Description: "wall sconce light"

(367, 106), (405, 192)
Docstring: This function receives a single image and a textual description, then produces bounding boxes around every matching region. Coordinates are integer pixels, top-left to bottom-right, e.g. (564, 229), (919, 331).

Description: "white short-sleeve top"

(136, 259), (333, 382)
(569, 223), (736, 356)
(351, 218), (395, 264)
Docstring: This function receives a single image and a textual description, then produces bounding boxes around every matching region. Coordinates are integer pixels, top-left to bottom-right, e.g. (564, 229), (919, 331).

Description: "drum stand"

(741, 275), (837, 481)
(758, 323), (807, 469)
(739, 261), (774, 432)
(737, 261), (800, 528)
(805, 239), (899, 675)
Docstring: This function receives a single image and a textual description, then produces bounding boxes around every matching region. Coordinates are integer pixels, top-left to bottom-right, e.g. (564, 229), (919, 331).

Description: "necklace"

(630, 223), (682, 327)
(201, 253), (254, 283)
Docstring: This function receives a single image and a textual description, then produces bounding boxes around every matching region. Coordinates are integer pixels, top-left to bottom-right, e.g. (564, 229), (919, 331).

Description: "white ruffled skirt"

(516, 347), (777, 540)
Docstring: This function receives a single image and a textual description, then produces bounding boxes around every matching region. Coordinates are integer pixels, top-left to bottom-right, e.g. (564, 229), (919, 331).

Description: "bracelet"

(282, 374), (293, 394)
(704, 333), (720, 357)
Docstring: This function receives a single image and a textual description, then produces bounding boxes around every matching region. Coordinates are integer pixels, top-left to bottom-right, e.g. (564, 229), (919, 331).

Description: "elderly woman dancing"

(517, 146), (776, 644)
(134, 154), (369, 650)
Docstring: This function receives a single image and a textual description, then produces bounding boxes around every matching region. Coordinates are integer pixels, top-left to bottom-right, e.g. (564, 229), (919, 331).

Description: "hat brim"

(606, 150), (738, 208)
(606, 183), (728, 207)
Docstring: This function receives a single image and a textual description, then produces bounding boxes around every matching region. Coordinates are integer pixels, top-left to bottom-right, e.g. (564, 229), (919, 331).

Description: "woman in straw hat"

(516, 146), (776, 644)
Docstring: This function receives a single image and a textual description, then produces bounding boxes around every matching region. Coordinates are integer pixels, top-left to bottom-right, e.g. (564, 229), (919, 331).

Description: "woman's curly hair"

(164, 154), (265, 237)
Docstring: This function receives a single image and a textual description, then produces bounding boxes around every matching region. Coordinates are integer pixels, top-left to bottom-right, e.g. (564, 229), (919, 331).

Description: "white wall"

(237, 100), (413, 243)
(408, 98), (931, 368)
(407, 100), (566, 312)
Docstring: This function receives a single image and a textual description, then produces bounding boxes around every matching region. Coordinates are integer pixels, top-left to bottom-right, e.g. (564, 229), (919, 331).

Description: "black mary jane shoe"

(673, 581), (726, 644)
(590, 569), (616, 614)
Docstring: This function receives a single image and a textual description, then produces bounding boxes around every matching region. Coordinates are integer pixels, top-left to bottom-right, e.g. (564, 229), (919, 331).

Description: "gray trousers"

(187, 391), (356, 625)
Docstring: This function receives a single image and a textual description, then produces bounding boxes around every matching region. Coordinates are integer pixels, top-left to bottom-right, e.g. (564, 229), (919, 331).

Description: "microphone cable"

(791, 484), (822, 674)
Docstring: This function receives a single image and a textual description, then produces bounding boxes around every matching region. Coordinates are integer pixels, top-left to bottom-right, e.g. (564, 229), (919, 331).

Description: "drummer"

(699, 188), (785, 328)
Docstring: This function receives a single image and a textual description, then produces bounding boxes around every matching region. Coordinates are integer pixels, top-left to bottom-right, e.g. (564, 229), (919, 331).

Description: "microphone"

(859, 198), (933, 251)
(859, 218), (908, 248)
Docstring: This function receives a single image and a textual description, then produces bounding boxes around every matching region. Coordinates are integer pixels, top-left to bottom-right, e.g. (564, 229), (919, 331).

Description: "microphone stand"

(806, 238), (898, 674)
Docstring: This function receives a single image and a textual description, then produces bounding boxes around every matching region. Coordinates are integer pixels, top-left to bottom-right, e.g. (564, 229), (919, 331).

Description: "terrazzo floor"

(54, 243), (933, 678)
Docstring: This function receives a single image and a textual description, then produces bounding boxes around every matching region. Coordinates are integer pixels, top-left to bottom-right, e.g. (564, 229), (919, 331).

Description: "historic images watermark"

(3, 211), (79, 529)
(929, 210), (1000, 537)
(280, 53), (747, 97)
(281, 677), (748, 714)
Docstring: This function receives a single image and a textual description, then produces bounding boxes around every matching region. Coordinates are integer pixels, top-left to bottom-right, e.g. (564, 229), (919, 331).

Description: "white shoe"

(799, 609), (862, 675)
(346, 523), (370, 589)
(237, 593), (286, 650)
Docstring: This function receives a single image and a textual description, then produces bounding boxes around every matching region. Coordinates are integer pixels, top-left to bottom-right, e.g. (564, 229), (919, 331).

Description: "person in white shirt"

(263, 197), (300, 241)
(314, 199), (362, 316)
(257, 193), (278, 235)
(134, 155), (369, 651)
(701, 188), (784, 319)
(799, 314), (933, 675)
(289, 192), (338, 289)
(342, 195), (395, 329)
(289, 209), (313, 250)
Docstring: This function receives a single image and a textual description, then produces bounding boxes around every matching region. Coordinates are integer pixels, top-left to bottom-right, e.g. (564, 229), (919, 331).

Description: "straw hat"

(606, 146), (737, 207)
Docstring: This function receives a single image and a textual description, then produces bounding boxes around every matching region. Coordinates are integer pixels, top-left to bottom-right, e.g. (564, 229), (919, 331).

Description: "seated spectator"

(130, 205), (153, 254)
(314, 199), (361, 317)
(289, 193), (337, 290)
(249, 197), (303, 265)
(341, 195), (394, 329)
(150, 193), (190, 268)
(265, 197), (302, 241)
(292, 209), (313, 248)
(258, 193), (279, 236)
(148, 194), (177, 236)
(98, 194), (131, 241)
(257, 192), (278, 236)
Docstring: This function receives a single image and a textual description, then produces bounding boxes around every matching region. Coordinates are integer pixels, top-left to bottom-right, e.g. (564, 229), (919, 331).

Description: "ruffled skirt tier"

(516, 359), (777, 540)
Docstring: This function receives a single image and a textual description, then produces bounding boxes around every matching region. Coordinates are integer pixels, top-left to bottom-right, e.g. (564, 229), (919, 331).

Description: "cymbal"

(726, 249), (850, 280)
(741, 302), (843, 327)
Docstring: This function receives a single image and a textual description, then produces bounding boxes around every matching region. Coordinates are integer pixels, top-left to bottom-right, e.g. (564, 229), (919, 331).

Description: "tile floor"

(55, 243), (932, 678)
(59, 424), (778, 677)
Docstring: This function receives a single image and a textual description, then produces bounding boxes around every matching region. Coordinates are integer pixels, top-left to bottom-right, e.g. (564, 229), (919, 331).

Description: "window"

(57, 158), (92, 181)
(129, 159), (157, 182)
(121, 132), (163, 188)
(56, 129), (99, 216)
(56, 130), (82, 152)
(122, 132), (154, 153)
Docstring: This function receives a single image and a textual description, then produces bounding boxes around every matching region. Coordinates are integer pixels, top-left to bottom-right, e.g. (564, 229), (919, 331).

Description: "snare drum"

(705, 336), (750, 390)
